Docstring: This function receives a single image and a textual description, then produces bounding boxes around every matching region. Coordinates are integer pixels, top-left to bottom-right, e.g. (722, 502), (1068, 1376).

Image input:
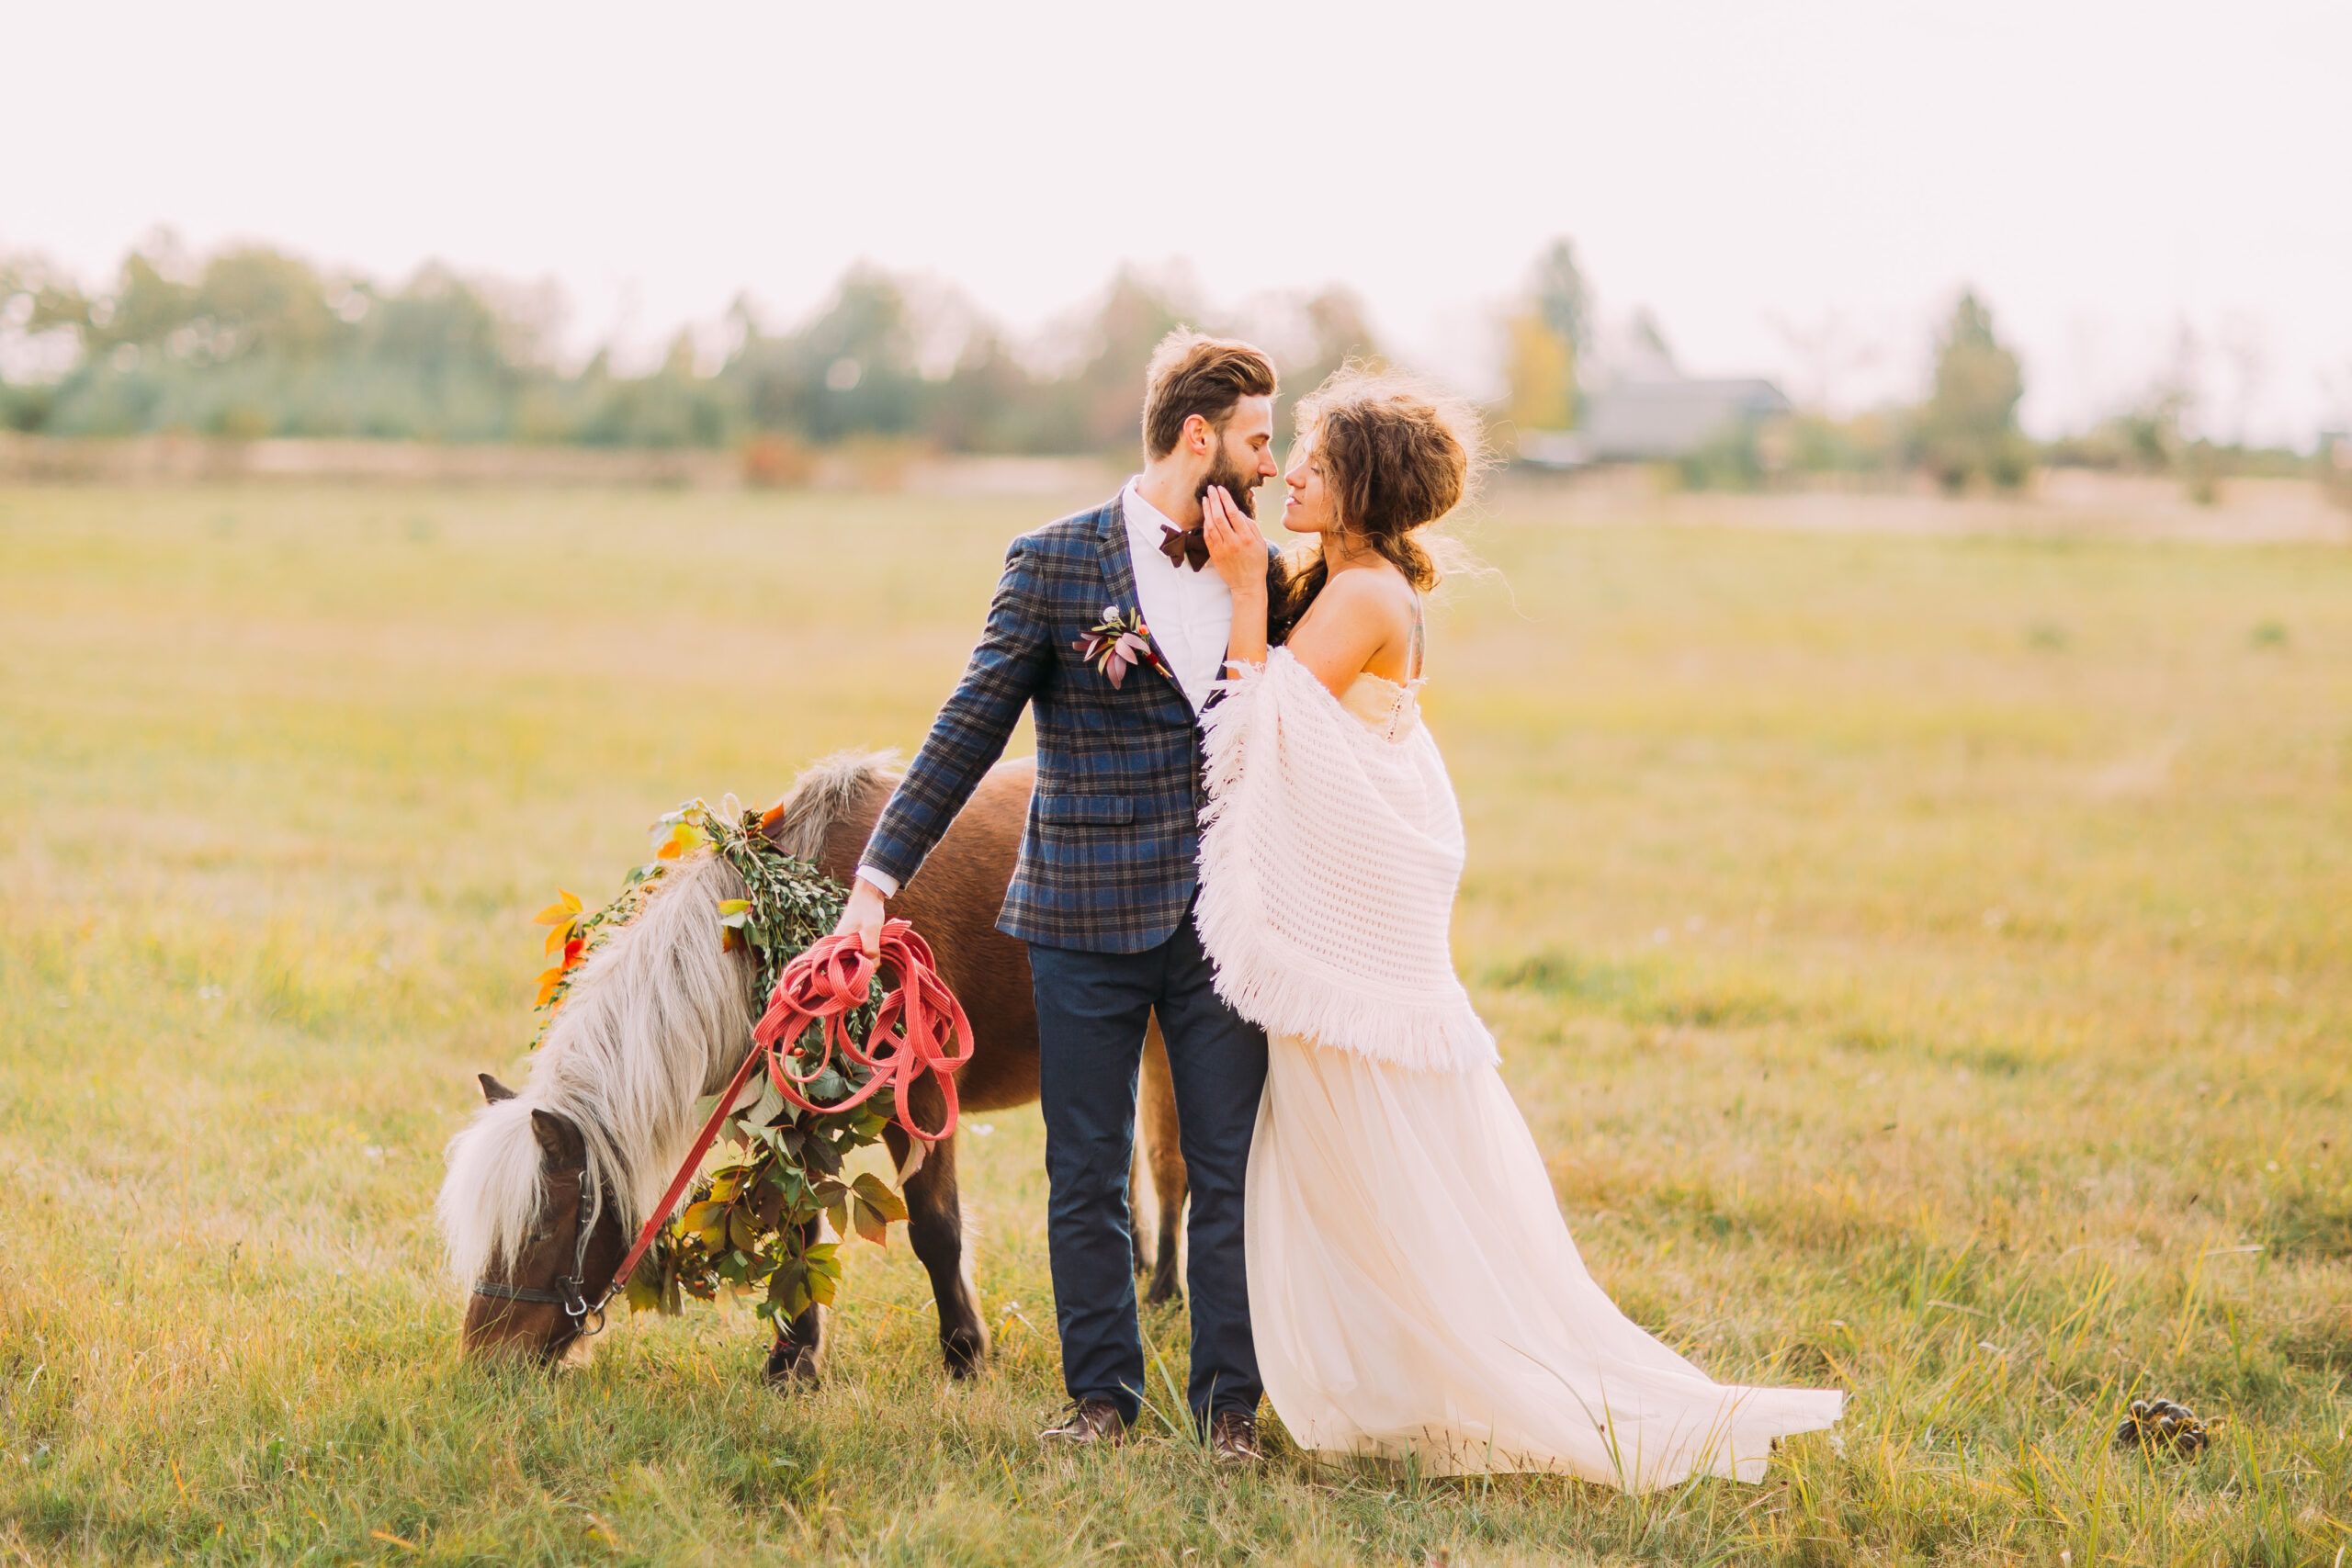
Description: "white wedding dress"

(1206, 661), (1843, 1488)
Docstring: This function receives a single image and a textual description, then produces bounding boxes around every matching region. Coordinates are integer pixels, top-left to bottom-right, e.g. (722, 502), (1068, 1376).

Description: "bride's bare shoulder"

(1288, 562), (1419, 691)
(1306, 564), (1416, 633)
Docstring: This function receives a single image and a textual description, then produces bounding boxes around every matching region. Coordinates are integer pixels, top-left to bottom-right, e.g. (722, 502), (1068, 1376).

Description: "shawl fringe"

(1197, 650), (1497, 1075)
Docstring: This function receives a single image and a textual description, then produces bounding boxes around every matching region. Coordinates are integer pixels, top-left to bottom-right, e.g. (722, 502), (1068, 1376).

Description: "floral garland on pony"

(526, 796), (915, 1325)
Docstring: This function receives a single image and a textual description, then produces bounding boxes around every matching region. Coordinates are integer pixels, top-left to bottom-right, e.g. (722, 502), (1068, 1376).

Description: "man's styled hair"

(1141, 331), (1278, 459)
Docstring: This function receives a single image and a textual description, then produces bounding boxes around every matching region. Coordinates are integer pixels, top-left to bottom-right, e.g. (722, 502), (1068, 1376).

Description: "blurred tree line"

(8, 231), (2329, 504)
(1775, 294), (2319, 499)
(0, 239), (1379, 457)
(1495, 235), (2324, 500)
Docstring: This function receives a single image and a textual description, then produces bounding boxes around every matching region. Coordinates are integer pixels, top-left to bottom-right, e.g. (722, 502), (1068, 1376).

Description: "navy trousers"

(1028, 908), (1268, 1426)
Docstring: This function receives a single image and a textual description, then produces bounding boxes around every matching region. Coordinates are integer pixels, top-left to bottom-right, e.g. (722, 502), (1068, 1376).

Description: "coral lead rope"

(601, 919), (975, 1309)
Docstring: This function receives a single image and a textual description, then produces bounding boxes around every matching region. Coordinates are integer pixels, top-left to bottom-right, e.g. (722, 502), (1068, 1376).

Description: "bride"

(1194, 368), (1843, 1487)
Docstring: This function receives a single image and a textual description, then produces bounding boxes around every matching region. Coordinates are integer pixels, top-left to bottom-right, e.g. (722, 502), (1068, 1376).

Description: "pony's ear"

(479, 1073), (517, 1103)
(529, 1109), (584, 1169)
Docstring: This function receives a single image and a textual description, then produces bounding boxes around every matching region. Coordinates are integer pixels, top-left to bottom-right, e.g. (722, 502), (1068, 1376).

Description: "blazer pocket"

(1035, 793), (1136, 825)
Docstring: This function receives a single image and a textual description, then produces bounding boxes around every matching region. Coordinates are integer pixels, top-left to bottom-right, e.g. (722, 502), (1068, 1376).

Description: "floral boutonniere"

(1073, 604), (1174, 689)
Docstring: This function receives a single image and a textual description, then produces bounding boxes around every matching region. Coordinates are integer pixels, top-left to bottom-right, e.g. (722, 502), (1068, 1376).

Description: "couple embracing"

(835, 333), (1843, 1482)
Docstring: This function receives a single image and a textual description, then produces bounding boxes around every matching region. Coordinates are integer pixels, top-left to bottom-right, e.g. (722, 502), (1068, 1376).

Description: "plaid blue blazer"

(861, 492), (1276, 954)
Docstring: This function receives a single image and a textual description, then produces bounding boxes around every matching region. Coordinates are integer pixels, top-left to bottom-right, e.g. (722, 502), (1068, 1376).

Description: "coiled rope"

(605, 919), (973, 1303)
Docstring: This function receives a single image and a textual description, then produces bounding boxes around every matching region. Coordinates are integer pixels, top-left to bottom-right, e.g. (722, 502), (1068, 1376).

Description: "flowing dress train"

(1232, 671), (1844, 1487)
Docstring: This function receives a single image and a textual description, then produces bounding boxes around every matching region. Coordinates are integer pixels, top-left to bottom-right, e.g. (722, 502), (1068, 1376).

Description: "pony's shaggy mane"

(766, 749), (900, 864)
(437, 751), (899, 1287)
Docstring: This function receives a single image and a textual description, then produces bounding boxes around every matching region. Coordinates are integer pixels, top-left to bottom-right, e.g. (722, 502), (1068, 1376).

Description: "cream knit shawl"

(1196, 648), (1498, 1074)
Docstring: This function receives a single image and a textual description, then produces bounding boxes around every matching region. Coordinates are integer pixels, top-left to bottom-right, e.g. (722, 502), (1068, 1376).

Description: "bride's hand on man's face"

(1202, 485), (1267, 597)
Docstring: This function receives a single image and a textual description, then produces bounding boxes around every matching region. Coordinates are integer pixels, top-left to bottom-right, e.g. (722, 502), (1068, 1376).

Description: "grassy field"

(2, 478), (2347, 1565)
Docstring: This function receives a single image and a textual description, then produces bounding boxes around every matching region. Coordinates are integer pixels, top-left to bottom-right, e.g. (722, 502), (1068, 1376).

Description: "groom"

(836, 331), (1281, 1461)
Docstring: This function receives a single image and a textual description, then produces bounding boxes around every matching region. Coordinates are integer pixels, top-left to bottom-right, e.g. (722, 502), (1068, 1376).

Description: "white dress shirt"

(856, 480), (1231, 901)
(1119, 479), (1234, 714)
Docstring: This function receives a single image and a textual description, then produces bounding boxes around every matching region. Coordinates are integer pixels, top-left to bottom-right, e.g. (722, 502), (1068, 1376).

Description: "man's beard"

(1194, 451), (1259, 522)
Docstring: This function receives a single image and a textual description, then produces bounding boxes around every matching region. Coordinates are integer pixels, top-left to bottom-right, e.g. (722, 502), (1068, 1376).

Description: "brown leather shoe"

(1209, 1410), (1264, 1466)
(1038, 1398), (1128, 1447)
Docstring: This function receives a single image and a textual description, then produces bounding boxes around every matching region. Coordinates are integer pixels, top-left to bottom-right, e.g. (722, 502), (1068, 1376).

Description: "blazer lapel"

(1093, 492), (1185, 699)
(1095, 492), (1142, 622)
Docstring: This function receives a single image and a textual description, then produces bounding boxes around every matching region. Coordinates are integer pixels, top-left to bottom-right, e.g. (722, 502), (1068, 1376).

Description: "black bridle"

(469, 1174), (609, 1338)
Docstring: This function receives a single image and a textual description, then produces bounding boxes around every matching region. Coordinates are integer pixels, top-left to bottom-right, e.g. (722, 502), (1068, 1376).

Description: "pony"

(436, 751), (1188, 1382)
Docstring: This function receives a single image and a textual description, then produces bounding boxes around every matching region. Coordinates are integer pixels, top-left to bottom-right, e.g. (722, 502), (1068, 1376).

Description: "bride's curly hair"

(1270, 365), (1487, 643)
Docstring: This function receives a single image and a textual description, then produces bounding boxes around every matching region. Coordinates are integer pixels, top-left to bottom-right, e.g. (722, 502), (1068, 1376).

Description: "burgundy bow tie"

(1159, 524), (1209, 571)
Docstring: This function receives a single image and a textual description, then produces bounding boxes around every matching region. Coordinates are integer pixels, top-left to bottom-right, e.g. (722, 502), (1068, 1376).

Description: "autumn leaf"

(805, 1243), (842, 1305)
(530, 890), (583, 926)
(848, 1173), (906, 1247)
(541, 918), (574, 957)
(852, 1171), (909, 1224)
(766, 1258), (810, 1319)
(684, 1200), (729, 1250)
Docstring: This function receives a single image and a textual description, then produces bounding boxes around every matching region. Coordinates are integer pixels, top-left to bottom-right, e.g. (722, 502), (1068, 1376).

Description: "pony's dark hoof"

(763, 1339), (823, 1389)
(1144, 1272), (1182, 1308)
(942, 1329), (988, 1380)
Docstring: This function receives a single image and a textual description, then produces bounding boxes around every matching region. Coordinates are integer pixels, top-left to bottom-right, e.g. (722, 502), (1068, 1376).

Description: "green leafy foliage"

(531, 795), (904, 1323)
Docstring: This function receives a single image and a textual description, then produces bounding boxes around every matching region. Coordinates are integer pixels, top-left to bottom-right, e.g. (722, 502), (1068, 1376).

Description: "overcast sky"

(7, 0), (2348, 442)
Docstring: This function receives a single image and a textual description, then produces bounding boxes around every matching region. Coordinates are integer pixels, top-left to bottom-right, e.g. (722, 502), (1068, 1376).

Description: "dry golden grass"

(1, 479), (2346, 1564)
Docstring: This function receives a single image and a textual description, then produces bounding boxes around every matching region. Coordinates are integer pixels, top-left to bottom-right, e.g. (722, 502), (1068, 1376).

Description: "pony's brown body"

(817, 758), (1040, 1117)
(449, 753), (1188, 1382)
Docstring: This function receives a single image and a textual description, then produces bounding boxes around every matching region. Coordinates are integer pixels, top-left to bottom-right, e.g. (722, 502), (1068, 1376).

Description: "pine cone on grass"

(2111, 1398), (2213, 1457)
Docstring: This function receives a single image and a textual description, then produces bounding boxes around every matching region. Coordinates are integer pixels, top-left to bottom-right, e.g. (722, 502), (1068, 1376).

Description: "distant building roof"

(1523, 377), (1791, 466)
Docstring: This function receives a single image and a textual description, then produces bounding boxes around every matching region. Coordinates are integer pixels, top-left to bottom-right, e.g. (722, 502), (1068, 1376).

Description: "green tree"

(190, 249), (339, 362)
(721, 265), (929, 445)
(1915, 291), (2031, 491)
(930, 328), (1040, 453)
(1532, 238), (1591, 359)
(1505, 238), (1589, 434)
